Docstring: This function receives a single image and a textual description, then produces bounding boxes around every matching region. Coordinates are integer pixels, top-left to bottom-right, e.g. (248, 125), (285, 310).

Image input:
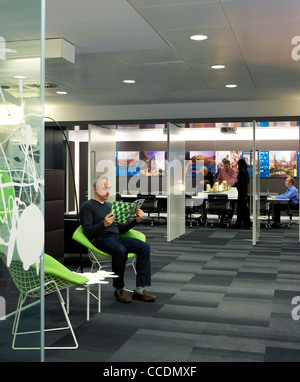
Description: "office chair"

(137, 194), (166, 225)
(72, 225), (146, 274)
(283, 203), (298, 229)
(185, 195), (199, 227)
(204, 194), (233, 228)
(260, 195), (271, 229)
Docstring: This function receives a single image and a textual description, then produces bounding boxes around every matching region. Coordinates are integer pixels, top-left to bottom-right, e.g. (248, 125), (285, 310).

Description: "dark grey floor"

(2, 223), (300, 362)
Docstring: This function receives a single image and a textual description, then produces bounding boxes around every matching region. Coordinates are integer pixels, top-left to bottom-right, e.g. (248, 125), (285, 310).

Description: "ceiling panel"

(222, 0), (300, 25)
(115, 48), (183, 65)
(5, 0), (297, 109)
(134, 2), (228, 30)
(46, 0), (169, 53)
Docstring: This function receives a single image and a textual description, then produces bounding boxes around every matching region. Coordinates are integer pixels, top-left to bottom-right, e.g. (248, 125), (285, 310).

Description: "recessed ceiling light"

(123, 80), (136, 84)
(56, 91), (67, 94)
(225, 84), (237, 88)
(0, 48), (17, 53)
(190, 34), (208, 41)
(13, 75), (27, 79)
(211, 64), (226, 69)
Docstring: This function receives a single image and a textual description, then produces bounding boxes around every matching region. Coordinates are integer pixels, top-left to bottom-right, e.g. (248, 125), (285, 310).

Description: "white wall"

(45, 99), (300, 122)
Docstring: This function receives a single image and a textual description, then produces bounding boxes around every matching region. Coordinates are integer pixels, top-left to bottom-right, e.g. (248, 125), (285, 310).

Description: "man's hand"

(269, 195), (275, 199)
(135, 208), (144, 223)
(104, 212), (115, 227)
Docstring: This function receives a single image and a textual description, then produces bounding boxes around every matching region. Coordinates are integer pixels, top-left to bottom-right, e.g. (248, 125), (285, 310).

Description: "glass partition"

(252, 121), (260, 245)
(167, 122), (185, 241)
(88, 124), (116, 201)
(0, 0), (45, 361)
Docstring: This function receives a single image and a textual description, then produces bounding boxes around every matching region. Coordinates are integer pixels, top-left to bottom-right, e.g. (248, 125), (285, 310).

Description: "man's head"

(285, 176), (294, 188)
(94, 176), (111, 202)
(223, 159), (231, 171)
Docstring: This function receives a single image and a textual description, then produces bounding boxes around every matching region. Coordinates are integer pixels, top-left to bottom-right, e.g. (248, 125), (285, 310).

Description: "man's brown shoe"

(132, 290), (157, 302)
(114, 290), (132, 303)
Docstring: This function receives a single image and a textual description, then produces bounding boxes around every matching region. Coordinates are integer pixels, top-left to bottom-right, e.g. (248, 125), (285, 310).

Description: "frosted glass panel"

(88, 124), (116, 202)
(167, 123), (185, 241)
(252, 121), (260, 245)
(0, 0), (45, 361)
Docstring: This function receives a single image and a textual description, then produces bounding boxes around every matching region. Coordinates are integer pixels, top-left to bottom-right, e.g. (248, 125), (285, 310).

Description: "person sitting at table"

(217, 159), (238, 186)
(200, 166), (214, 191)
(269, 176), (299, 228)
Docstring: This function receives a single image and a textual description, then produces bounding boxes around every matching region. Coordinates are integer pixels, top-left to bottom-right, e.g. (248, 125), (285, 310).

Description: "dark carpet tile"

(264, 347), (300, 362)
(3, 224), (300, 362)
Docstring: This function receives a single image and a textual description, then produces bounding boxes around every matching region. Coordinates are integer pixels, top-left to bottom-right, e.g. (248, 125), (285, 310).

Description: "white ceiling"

(42, 0), (300, 110)
(3, 0), (300, 119)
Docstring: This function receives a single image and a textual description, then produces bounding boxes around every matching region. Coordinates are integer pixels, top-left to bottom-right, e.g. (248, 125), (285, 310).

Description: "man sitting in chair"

(269, 176), (299, 228)
(80, 176), (156, 303)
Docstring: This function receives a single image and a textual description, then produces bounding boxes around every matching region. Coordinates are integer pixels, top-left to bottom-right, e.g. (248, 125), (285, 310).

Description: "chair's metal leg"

(98, 284), (101, 313)
(12, 285), (78, 350)
(12, 294), (26, 349)
(131, 258), (137, 275)
(86, 285), (90, 321)
(66, 287), (70, 314)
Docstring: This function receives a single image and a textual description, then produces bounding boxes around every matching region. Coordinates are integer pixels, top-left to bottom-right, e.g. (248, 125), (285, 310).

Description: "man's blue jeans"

(93, 234), (151, 289)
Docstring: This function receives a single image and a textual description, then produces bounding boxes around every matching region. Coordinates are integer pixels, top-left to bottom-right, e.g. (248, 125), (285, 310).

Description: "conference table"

(121, 191), (293, 227)
(194, 187), (238, 201)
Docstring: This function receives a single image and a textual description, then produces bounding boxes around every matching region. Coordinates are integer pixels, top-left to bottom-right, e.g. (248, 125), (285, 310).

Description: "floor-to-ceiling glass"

(88, 124), (116, 202)
(0, 0), (45, 361)
(252, 120), (260, 245)
(167, 122), (185, 242)
(254, 120), (299, 242)
(184, 122), (253, 240)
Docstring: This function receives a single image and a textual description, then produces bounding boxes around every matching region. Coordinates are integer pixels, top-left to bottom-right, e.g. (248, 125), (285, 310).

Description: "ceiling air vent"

(28, 82), (59, 89)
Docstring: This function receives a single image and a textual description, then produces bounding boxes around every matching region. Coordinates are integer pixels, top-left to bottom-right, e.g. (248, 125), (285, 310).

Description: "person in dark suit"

(234, 158), (251, 229)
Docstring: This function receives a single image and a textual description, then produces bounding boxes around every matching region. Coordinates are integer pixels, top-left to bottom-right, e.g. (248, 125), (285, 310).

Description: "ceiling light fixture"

(123, 80), (136, 84)
(56, 91), (67, 94)
(0, 48), (17, 53)
(211, 64), (226, 69)
(13, 75), (27, 79)
(225, 84), (237, 88)
(190, 34), (208, 41)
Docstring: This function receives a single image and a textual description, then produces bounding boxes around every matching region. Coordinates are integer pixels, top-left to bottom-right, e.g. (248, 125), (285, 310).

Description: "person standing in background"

(234, 158), (251, 229)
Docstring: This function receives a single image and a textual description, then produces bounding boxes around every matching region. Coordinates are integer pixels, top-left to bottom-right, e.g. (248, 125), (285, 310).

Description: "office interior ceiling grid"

(7, 0), (300, 108)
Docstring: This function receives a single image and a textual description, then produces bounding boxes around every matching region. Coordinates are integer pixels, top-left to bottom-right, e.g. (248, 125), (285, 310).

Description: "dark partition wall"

(45, 169), (65, 262)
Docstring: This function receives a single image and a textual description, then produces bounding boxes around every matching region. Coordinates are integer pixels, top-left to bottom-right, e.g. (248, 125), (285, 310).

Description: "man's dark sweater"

(80, 199), (137, 241)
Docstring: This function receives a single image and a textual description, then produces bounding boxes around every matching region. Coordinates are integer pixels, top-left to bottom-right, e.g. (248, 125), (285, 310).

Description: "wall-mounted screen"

(216, 151), (242, 171)
(260, 151), (269, 178)
(140, 151), (165, 176)
(185, 151), (216, 177)
(139, 124), (165, 129)
(116, 150), (300, 179)
(269, 151), (297, 178)
(185, 123), (216, 128)
(242, 151), (259, 178)
(116, 151), (140, 176)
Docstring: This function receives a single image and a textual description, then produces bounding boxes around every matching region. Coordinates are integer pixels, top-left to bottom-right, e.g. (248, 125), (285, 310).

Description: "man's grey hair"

(93, 175), (108, 188)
